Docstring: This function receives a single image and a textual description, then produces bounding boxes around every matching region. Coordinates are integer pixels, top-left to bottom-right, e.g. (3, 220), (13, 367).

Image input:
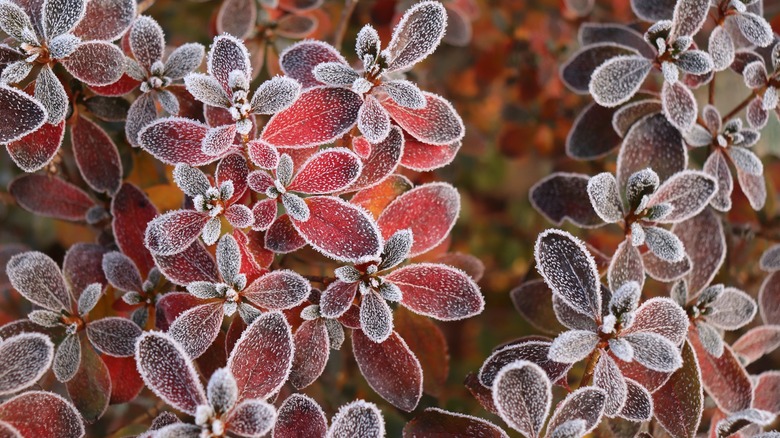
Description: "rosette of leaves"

(184, 34), (301, 155)
(272, 1), (464, 171)
(135, 312), (294, 437)
(685, 105), (765, 211)
(481, 230), (689, 422)
(563, 0), (714, 131)
(162, 233), (309, 358)
(144, 153), (251, 255)
(272, 394), (388, 438)
(107, 15), (206, 146)
(740, 45), (780, 130)
(102, 251), (166, 328)
(491, 360), (608, 438)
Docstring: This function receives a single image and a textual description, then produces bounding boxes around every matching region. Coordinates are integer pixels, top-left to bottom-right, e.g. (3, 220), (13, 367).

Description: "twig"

(722, 93), (755, 121)
(333, 0), (359, 51)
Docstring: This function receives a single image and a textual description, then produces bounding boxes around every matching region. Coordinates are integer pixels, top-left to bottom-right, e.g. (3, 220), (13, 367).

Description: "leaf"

(566, 102), (622, 160)
(217, 0), (257, 39)
(589, 56), (652, 107)
(261, 87), (362, 148)
(709, 26), (735, 72)
(250, 76), (302, 115)
(643, 226), (685, 263)
(86, 317), (142, 357)
(382, 92), (464, 145)
(383, 1), (446, 72)
(71, 115), (122, 195)
(357, 95), (391, 144)
(621, 297), (689, 344)
(0, 391), (84, 438)
(478, 340), (571, 388)
(207, 35), (251, 92)
(9, 175), (94, 221)
(352, 330), (422, 412)
(34, 65), (68, 124)
(66, 337), (111, 422)
(129, 15), (164, 71)
(753, 372), (780, 413)
(619, 378), (653, 421)
(225, 400), (276, 437)
(587, 172), (623, 223)
(349, 128), (404, 190)
(732, 325), (780, 364)
(6, 251), (71, 313)
(139, 117), (226, 166)
(327, 400), (385, 438)
(491, 360), (551, 437)
(273, 394), (328, 438)
(561, 44), (640, 94)
(529, 173), (602, 227)
(608, 240), (645, 292)
(733, 12), (773, 47)
(279, 41), (349, 89)
(0, 333), (54, 396)
(617, 113), (686, 191)
(61, 41), (124, 86)
(648, 170), (717, 223)
(378, 182), (459, 257)
(509, 280), (565, 335)
(593, 354), (628, 416)
(135, 331), (207, 415)
(649, 343), (701, 437)
(661, 81), (697, 131)
(578, 23), (655, 57)
(54, 334), (81, 383)
(669, 0), (710, 38)
(403, 408), (508, 438)
(546, 388), (606, 437)
(72, 0), (135, 41)
(6, 118), (65, 173)
(145, 210), (210, 256)
(736, 167), (766, 210)
(704, 151), (733, 212)
(168, 301), (224, 359)
(706, 287), (757, 330)
(689, 327), (753, 413)
(289, 319), (329, 390)
(534, 229), (601, 319)
(228, 311), (294, 401)
(288, 148), (362, 194)
(292, 196), (382, 263)
(242, 270), (311, 310)
(630, 0), (675, 21)
(548, 330), (599, 364)
(103, 355), (144, 404)
(394, 307), (449, 397)
(385, 263), (483, 321)
(623, 332), (682, 372)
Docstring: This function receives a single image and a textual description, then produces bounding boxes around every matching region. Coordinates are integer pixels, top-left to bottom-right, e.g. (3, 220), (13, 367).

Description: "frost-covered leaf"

(206, 368), (237, 414)
(382, 92), (464, 145)
(251, 76), (301, 115)
(184, 73), (230, 108)
(647, 170), (717, 223)
(289, 319), (329, 390)
(43, 0), (86, 39)
(661, 81), (697, 131)
(242, 270), (310, 310)
(593, 354), (628, 417)
(560, 44), (640, 94)
(546, 388), (606, 438)
(675, 51), (713, 75)
(288, 147), (361, 194)
(383, 1), (446, 72)
(9, 174), (95, 221)
(53, 334), (80, 382)
(612, 99), (662, 138)
(704, 151), (733, 211)
(327, 400), (385, 438)
(6, 251), (69, 311)
(696, 321), (724, 357)
(0, 2), (34, 42)
(643, 226), (685, 263)
(292, 196), (381, 263)
(0, 84), (47, 144)
(534, 229), (601, 319)
(0, 391), (85, 438)
(479, 340), (571, 388)
(87, 317), (142, 357)
(357, 95), (391, 144)
(623, 332), (682, 372)
(72, 0), (134, 41)
(360, 291), (393, 343)
(403, 408), (508, 438)
(378, 182), (459, 257)
(733, 12), (773, 48)
(732, 325), (780, 364)
(548, 330), (599, 364)
(491, 360), (551, 437)
(228, 311), (293, 401)
(261, 87), (362, 148)
(279, 41), (349, 89)
(72, 115), (122, 194)
(609, 240), (645, 292)
(168, 301), (224, 359)
(207, 35), (251, 92)
(62, 41), (124, 86)
(353, 330), (422, 411)
(312, 62), (358, 87)
(709, 26), (735, 71)
(0, 333), (54, 396)
(587, 172), (623, 223)
(529, 173), (602, 227)
(319, 280), (359, 318)
(386, 263), (483, 321)
(164, 43), (205, 80)
(135, 331), (207, 415)
(566, 102), (623, 159)
(689, 328), (752, 413)
(34, 65), (68, 124)
(225, 400), (276, 437)
(651, 341), (702, 438)
(217, 0), (256, 39)
(716, 409), (774, 438)
(77, 282), (101, 315)
(130, 16), (164, 71)
(273, 394), (328, 438)
(669, 0), (710, 38)
(140, 117), (227, 166)
(589, 56), (652, 107)
(382, 80), (425, 109)
(706, 287), (757, 330)
(145, 210), (209, 256)
(617, 113), (686, 193)
(728, 146), (763, 176)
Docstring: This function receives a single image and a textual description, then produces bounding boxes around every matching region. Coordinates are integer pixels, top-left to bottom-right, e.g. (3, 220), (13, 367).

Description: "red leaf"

(139, 118), (227, 166)
(265, 214), (307, 253)
(478, 340), (571, 388)
(6, 120), (65, 172)
(61, 41), (125, 86)
(273, 394), (328, 438)
(289, 319), (329, 389)
(399, 133), (459, 171)
(73, 0), (135, 41)
(349, 128), (404, 190)
(760, 271), (780, 324)
(617, 113), (686, 190)
(732, 325), (780, 364)
(66, 338), (111, 423)
(154, 292), (204, 331)
(9, 175), (94, 221)
(86, 317), (141, 357)
(652, 341), (703, 438)
(103, 355), (144, 405)
(228, 312), (294, 401)
(252, 198), (278, 231)
(88, 74), (141, 96)
(320, 280), (359, 318)
(111, 183), (158, 276)
(145, 210), (210, 256)
(279, 41), (349, 89)
(243, 230), (275, 269)
(689, 327), (753, 413)
(154, 241), (219, 287)
(394, 307), (449, 397)
(378, 183), (460, 257)
(0, 391), (84, 438)
(168, 301), (225, 359)
(753, 371), (780, 413)
(72, 116), (122, 195)
(351, 174), (413, 218)
(242, 270), (310, 310)
(216, 153), (250, 204)
(292, 196), (382, 263)
(63, 243), (108, 298)
(135, 332), (207, 415)
(403, 408), (507, 437)
(261, 87), (362, 148)
(386, 263), (483, 321)
(232, 229), (268, 284)
(382, 92), (464, 145)
(352, 330), (422, 412)
(248, 139), (279, 169)
(288, 148), (362, 194)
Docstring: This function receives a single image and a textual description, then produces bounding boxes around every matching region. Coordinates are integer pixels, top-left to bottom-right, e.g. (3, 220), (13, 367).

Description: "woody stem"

(579, 349), (602, 388)
(333, 0), (359, 51)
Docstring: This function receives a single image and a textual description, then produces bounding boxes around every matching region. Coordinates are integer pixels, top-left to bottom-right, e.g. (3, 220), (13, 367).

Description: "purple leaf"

(491, 360), (551, 437)
(0, 333), (54, 396)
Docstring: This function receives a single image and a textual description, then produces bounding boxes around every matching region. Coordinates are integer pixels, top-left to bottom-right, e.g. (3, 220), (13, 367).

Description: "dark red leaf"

(154, 241), (219, 287)
(351, 174), (413, 218)
(0, 85), (47, 144)
(288, 148), (362, 194)
(652, 341), (703, 438)
(154, 292), (204, 331)
(566, 102), (621, 159)
(145, 210), (210, 256)
(394, 307), (449, 397)
(9, 175), (95, 221)
(6, 120), (65, 172)
(529, 172), (602, 228)
(399, 133), (459, 171)
(168, 301), (224, 359)
(403, 408), (507, 438)
(289, 319), (329, 389)
(760, 271), (780, 325)
(72, 116), (122, 195)
(689, 326), (753, 413)
(509, 279), (565, 335)
(66, 338), (111, 423)
(273, 394), (328, 438)
(216, 153), (250, 204)
(73, 0), (135, 41)
(62, 243), (107, 299)
(103, 355), (144, 405)
(139, 118), (228, 166)
(349, 128), (404, 190)
(352, 330), (422, 412)
(88, 74), (141, 96)
(0, 391), (84, 438)
(478, 340), (571, 388)
(279, 41), (348, 89)
(61, 41), (125, 86)
(265, 214), (307, 253)
(382, 92), (464, 145)
(617, 113), (686, 190)
(111, 183), (158, 276)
